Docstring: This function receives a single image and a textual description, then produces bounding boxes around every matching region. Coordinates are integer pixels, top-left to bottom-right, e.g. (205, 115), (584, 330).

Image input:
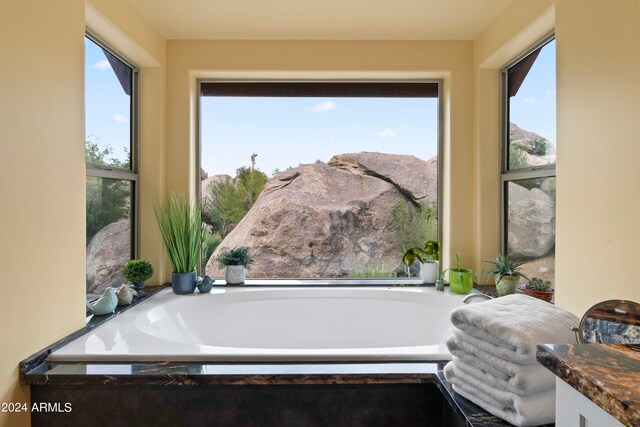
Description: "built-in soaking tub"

(51, 286), (466, 363)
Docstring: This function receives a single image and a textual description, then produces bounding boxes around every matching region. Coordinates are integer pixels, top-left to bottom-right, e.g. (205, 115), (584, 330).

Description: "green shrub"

(392, 200), (438, 253)
(201, 232), (222, 270)
(347, 267), (397, 278)
(123, 259), (153, 283)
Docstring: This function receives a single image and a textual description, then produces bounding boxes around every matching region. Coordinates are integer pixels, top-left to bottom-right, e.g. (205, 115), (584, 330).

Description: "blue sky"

(509, 39), (556, 146)
(85, 36), (555, 177)
(85, 37), (131, 165)
(201, 97), (438, 176)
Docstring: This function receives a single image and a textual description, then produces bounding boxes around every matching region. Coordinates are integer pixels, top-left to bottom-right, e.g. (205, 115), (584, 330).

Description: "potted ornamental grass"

(154, 193), (205, 295)
(403, 240), (441, 283)
(122, 259), (153, 295)
(441, 253), (473, 295)
(485, 253), (528, 296)
(217, 246), (254, 285)
(519, 277), (554, 303)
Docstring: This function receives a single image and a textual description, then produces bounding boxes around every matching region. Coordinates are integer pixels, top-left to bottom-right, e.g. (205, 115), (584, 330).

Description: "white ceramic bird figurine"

(86, 288), (118, 316)
(116, 284), (135, 306)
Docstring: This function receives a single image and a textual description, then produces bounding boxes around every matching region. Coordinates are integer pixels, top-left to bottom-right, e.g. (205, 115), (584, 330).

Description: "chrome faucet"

(462, 292), (493, 304)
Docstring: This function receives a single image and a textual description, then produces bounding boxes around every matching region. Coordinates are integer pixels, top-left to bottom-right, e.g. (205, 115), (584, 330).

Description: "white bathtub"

(51, 286), (466, 362)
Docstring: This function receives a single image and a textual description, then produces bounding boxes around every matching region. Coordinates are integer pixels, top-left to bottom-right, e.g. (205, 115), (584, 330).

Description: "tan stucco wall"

(165, 40), (475, 276)
(0, 0), (166, 425)
(473, 0), (640, 315)
(0, 1), (86, 426)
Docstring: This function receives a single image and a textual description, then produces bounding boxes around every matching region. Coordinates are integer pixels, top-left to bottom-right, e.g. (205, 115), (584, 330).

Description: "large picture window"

(199, 82), (441, 281)
(85, 33), (138, 300)
(501, 35), (556, 285)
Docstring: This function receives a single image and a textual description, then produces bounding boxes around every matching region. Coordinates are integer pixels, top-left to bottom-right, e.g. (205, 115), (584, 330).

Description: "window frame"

(499, 32), (556, 255)
(196, 79), (443, 282)
(85, 29), (140, 263)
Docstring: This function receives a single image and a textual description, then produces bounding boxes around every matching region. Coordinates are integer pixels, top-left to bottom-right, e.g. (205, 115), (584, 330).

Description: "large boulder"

(507, 182), (555, 259)
(86, 220), (130, 298)
(206, 153), (437, 278)
(201, 174), (232, 204)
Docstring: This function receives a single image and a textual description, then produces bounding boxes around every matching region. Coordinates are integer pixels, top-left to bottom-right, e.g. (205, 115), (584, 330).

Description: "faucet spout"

(462, 292), (493, 304)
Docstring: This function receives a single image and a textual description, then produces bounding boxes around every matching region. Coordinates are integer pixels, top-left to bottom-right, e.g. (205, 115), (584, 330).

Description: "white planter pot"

(420, 261), (439, 284)
(225, 265), (246, 285)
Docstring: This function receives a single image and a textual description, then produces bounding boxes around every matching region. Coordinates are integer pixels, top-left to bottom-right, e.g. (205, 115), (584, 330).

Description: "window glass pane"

(200, 96), (438, 280)
(508, 39), (555, 170)
(85, 36), (132, 170)
(506, 177), (555, 285)
(86, 177), (133, 301)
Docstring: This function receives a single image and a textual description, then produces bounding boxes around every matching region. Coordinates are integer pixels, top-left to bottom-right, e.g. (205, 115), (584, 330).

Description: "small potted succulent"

(217, 246), (254, 285)
(441, 253), (473, 295)
(122, 259), (154, 296)
(484, 253), (528, 296)
(519, 277), (554, 303)
(403, 240), (441, 283)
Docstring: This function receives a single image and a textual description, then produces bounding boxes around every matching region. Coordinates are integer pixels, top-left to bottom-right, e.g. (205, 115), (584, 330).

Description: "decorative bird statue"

(86, 287), (118, 316)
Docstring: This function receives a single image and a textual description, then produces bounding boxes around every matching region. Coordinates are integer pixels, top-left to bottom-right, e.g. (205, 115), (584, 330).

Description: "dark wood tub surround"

(537, 343), (640, 427)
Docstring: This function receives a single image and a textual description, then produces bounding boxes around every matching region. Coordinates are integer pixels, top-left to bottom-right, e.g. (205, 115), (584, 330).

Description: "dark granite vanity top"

(537, 343), (640, 427)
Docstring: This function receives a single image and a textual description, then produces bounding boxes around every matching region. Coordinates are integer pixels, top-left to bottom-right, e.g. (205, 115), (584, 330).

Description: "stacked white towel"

(443, 294), (579, 427)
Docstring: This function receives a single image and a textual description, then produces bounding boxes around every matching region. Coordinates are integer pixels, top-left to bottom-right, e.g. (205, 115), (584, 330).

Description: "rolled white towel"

(450, 294), (579, 364)
(452, 355), (553, 396)
(444, 362), (555, 427)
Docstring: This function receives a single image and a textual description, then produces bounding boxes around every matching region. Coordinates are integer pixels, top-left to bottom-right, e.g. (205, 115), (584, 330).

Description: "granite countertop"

(537, 343), (640, 427)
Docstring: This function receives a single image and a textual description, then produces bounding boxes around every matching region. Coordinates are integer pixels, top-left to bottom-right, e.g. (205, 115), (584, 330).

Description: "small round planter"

(420, 261), (439, 284)
(518, 284), (554, 303)
(172, 271), (197, 295)
(225, 265), (246, 285)
(132, 280), (146, 297)
(496, 275), (520, 296)
(448, 268), (473, 295)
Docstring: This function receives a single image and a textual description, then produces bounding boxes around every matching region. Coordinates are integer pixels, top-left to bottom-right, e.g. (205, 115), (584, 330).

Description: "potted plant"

(217, 246), (254, 285)
(403, 240), (441, 283)
(441, 253), (473, 295)
(519, 277), (554, 303)
(484, 253), (528, 296)
(122, 259), (153, 296)
(154, 193), (205, 295)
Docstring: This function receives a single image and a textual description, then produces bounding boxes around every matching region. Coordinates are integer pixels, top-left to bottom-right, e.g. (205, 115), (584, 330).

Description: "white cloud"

(111, 113), (127, 123)
(546, 90), (556, 96)
(310, 100), (336, 113)
(375, 128), (397, 139)
(93, 59), (111, 70)
(523, 97), (536, 105)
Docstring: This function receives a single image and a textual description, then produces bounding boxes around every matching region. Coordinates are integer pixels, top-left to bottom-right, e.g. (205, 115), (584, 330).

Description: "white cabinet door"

(555, 378), (625, 427)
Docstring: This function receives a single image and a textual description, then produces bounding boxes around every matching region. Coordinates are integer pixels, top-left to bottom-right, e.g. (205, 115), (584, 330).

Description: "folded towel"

(446, 334), (555, 392)
(444, 362), (555, 427)
(450, 294), (579, 364)
(452, 355), (553, 396)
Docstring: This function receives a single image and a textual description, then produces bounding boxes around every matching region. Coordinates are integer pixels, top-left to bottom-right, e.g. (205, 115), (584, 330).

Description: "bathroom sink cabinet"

(555, 378), (624, 427)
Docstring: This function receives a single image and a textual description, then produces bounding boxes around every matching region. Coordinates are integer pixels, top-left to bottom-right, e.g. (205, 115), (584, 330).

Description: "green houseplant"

(154, 193), (205, 294)
(484, 253), (528, 296)
(403, 240), (441, 283)
(441, 253), (473, 295)
(217, 246), (254, 285)
(122, 259), (153, 295)
(519, 277), (554, 303)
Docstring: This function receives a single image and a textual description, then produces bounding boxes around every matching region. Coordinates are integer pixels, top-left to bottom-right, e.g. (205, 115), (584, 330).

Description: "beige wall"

(0, 1), (86, 426)
(554, 0), (640, 314)
(165, 40), (475, 275)
(0, 1), (165, 425)
(473, 0), (640, 314)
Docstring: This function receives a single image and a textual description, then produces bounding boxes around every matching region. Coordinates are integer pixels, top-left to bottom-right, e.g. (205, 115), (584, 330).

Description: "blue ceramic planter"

(172, 271), (196, 295)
